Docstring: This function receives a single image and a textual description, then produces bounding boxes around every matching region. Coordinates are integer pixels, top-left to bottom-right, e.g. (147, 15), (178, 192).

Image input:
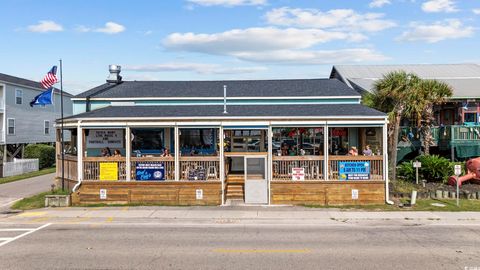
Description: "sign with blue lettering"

(339, 161), (370, 180)
(136, 162), (165, 181)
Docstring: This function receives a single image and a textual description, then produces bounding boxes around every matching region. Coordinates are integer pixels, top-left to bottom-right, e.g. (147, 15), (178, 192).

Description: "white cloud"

(265, 7), (396, 32)
(398, 19), (473, 43)
(163, 27), (387, 65)
(369, 0), (391, 8)
(75, 22), (125, 34)
(164, 27), (366, 55)
(230, 49), (389, 65)
(421, 0), (458, 13)
(187, 0), (266, 6)
(124, 62), (267, 74)
(473, 9), (480, 15)
(95, 22), (125, 34)
(27, 20), (63, 33)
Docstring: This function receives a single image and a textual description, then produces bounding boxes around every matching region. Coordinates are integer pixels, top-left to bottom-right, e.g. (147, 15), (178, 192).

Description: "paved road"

(0, 222), (479, 270)
(0, 207), (479, 269)
(0, 173), (55, 211)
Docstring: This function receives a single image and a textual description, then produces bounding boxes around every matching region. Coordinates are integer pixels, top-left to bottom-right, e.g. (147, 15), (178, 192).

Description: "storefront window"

(180, 128), (218, 156)
(272, 127), (324, 156)
(62, 129), (77, 156)
(464, 112), (477, 123)
(224, 129), (267, 153)
(329, 127), (382, 156)
(131, 128), (167, 156)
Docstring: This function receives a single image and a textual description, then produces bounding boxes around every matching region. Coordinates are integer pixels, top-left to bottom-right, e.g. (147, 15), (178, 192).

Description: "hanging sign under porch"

(339, 161), (370, 180)
(86, 130), (124, 149)
(136, 162), (165, 181)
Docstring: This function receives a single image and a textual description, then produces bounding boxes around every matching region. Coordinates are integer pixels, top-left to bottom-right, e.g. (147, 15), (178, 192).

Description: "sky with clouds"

(0, 0), (479, 94)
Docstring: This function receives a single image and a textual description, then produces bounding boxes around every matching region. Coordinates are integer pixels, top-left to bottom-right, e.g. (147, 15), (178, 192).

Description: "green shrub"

(24, 144), (56, 169)
(397, 161), (415, 181)
(397, 155), (464, 183)
(417, 155), (451, 183)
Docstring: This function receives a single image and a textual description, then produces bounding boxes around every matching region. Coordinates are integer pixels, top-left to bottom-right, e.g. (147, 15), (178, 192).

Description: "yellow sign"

(100, 162), (118, 181)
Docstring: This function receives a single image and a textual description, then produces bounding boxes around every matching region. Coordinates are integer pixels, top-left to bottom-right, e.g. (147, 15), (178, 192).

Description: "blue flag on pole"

(30, 87), (54, 107)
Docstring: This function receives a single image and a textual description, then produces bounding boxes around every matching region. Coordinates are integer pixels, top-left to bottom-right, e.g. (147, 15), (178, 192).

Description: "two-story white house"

(0, 73), (73, 162)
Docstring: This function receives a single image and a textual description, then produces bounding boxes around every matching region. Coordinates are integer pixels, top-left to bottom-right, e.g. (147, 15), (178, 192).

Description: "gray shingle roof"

(62, 104), (385, 121)
(0, 73), (74, 96)
(74, 78), (360, 99)
(331, 64), (480, 98)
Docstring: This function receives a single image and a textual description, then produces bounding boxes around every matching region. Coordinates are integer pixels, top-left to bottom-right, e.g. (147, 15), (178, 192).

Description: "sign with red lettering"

(332, 128), (347, 137)
(292, 167), (305, 181)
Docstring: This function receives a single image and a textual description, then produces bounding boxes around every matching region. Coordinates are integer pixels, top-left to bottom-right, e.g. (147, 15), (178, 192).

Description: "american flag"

(40, 66), (58, 89)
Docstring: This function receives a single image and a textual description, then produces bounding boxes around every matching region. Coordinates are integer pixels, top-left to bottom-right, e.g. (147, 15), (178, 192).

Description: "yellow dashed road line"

(18, 212), (47, 217)
(213, 249), (311, 254)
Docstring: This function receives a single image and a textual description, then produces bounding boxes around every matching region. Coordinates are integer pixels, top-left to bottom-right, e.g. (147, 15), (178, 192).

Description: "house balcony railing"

(400, 125), (480, 145)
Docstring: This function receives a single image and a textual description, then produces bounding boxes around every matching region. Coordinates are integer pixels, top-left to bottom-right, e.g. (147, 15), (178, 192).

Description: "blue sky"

(0, 0), (479, 94)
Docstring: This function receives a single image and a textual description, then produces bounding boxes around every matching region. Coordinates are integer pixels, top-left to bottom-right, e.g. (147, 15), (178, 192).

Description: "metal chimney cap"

(109, 65), (121, 73)
(107, 64), (122, 84)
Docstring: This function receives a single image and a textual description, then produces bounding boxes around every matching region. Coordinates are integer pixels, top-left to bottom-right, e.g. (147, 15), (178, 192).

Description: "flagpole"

(59, 59), (65, 192)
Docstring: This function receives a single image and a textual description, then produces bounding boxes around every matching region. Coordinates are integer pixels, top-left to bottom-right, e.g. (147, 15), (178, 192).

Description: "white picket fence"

(2, 159), (39, 177)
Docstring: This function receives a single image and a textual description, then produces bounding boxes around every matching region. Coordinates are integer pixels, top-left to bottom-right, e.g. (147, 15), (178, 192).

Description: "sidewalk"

(3, 205), (480, 226)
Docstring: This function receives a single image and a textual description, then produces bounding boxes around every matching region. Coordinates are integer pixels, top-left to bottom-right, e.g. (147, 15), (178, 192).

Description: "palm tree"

(416, 79), (453, 155)
(367, 71), (420, 180)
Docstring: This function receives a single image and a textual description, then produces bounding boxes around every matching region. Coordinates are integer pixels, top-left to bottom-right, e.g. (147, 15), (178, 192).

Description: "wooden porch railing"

(328, 156), (383, 180)
(56, 155), (78, 181)
(179, 156), (220, 181)
(83, 157), (127, 181)
(272, 156), (324, 180)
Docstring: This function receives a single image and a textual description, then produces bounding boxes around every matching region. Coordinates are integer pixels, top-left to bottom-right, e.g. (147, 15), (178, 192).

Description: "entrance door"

(244, 156), (268, 204)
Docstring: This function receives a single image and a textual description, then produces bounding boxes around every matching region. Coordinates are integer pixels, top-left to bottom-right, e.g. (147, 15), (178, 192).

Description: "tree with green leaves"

(415, 79), (453, 155)
(364, 71), (420, 181)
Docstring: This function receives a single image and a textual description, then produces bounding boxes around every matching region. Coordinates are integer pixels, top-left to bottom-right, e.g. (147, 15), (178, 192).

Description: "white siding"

(4, 83), (73, 144)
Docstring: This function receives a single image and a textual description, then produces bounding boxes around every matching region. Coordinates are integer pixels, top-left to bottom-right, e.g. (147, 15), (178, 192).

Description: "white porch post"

(174, 126), (180, 181)
(125, 126), (131, 181)
(323, 123), (329, 181)
(77, 123), (83, 183)
(267, 125), (273, 205)
(219, 126), (225, 205)
(383, 122), (389, 181)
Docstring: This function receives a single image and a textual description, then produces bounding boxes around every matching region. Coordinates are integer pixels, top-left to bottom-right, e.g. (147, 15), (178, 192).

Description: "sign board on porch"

(292, 167), (305, 181)
(100, 189), (107, 200)
(339, 161), (370, 180)
(196, 189), (203, 200)
(99, 162), (118, 181)
(352, 189), (359, 200)
(86, 130), (124, 149)
(136, 162), (165, 181)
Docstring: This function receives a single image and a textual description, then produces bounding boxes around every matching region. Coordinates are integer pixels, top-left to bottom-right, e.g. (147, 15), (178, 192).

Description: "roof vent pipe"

(223, 85), (228, 114)
(106, 64), (122, 84)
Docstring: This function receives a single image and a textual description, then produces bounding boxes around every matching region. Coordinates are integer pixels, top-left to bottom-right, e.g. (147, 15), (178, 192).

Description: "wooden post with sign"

(454, 164), (462, 207)
(413, 161), (421, 185)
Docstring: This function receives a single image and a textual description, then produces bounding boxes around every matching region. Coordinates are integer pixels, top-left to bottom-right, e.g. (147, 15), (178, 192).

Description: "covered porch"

(55, 104), (388, 206)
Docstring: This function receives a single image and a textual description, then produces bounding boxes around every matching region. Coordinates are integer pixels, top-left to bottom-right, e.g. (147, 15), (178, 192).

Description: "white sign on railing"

(292, 167), (305, 181)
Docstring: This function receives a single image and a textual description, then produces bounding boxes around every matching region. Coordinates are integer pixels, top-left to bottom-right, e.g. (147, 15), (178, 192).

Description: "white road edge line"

(0, 228), (37, 232)
(0, 198), (23, 208)
(0, 238), (13, 241)
(0, 223), (51, 248)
